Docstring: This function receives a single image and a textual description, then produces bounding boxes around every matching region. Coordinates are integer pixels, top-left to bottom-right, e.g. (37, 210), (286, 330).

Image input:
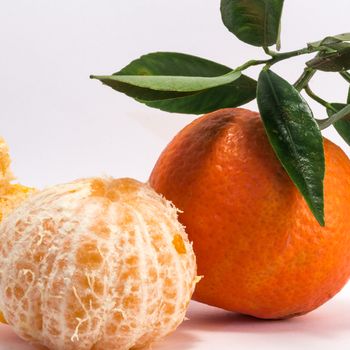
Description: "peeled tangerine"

(0, 136), (35, 323)
(0, 177), (197, 350)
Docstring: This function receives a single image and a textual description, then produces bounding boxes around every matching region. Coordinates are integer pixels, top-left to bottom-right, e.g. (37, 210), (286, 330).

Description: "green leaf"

(91, 52), (236, 100)
(142, 75), (257, 114)
(327, 103), (350, 146)
(308, 33), (350, 48)
(321, 42), (350, 54)
(334, 121), (350, 146)
(91, 52), (257, 114)
(257, 69), (325, 226)
(220, 0), (284, 47)
(91, 51), (242, 93)
(95, 51), (239, 94)
(91, 70), (241, 92)
(333, 33), (350, 42)
(306, 46), (350, 72)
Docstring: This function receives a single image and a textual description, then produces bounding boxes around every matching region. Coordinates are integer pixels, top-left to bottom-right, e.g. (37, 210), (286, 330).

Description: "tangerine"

(0, 137), (35, 323)
(0, 177), (197, 349)
(149, 108), (350, 319)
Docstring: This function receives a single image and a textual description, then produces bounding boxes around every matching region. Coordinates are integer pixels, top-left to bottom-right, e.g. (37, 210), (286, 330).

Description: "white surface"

(1, 1), (350, 349)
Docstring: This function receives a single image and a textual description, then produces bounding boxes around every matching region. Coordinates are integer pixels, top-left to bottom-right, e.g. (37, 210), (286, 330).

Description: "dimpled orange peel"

(0, 177), (197, 350)
(149, 108), (350, 319)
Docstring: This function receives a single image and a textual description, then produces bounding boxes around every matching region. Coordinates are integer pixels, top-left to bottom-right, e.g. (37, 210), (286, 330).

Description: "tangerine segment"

(150, 108), (350, 319)
(0, 177), (197, 350)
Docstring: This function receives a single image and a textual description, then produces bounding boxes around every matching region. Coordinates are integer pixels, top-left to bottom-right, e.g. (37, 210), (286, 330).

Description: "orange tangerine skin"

(0, 178), (197, 349)
(149, 108), (350, 319)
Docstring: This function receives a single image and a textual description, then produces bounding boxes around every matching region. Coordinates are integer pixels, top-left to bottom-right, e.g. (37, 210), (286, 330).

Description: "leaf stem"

(269, 46), (323, 63)
(235, 45), (327, 73)
(263, 46), (277, 57)
(304, 85), (336, 112)
(234, 59), (270, 72)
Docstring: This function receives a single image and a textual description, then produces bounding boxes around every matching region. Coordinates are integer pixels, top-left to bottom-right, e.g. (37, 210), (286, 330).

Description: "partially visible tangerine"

(0, 177), (197, 350)
(149, 107), (350, 319)
(0, 137), (35, 323)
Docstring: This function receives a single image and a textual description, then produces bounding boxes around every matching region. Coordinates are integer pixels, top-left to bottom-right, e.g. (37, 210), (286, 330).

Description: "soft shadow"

(185, 298), (350, 338)
(153, 326), (200, 350)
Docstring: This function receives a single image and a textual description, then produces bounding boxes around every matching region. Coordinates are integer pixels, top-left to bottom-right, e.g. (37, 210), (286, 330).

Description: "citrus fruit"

(0, 137), (35, 323)
(0, 177), (197, 349)
(0, 137), (35, 222)
(149, 107), (350, 319)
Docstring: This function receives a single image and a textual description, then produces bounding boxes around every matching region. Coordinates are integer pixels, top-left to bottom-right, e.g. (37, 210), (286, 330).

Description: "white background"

(1, 1), (350, 349)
